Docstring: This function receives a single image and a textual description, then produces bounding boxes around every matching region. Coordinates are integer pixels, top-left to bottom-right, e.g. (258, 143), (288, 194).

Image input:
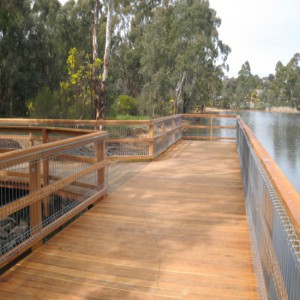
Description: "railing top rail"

(0, 114), (235, 128)
(0, 125), (94, 135)
(152, 114), (182, 124)
(0, 131), (108, 169)
(237, 115), (300, 234)
(183, 113), (237, 119)
(0, 118), (152, 126)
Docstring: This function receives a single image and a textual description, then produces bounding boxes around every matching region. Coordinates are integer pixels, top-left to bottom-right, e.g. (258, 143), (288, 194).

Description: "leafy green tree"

(113, 94), (140, 115)
(272, 53), (300, 107)
(60, 48), (102, 119)
(220, 77), (237, 108)
(0, 0), (34, 116)
(137, 0), (230, 116)
(27, 87), (63, 118)
(235, 61), (262, 108)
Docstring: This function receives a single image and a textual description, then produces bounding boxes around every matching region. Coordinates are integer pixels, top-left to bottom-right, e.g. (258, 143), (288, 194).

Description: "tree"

(0, 0), (34, 116)
(235, 61), (262, 108)
(97, 0), (114, 119)
(138, 0), (229, 116)
(60, 48), (102, 119)
(92, 0), (101, 119)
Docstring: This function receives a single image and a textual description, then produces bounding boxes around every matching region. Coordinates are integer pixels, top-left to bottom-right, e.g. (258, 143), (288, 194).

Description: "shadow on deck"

(0, 141), (258, 299)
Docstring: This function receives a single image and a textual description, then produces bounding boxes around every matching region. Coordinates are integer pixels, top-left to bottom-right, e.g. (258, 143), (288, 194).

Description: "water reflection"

(239, 112), (300, 193)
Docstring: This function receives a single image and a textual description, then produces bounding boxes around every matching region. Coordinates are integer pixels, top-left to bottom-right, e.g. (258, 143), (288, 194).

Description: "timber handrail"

(0, 130), (108, 269)
(0, 118), (152, 126)
(237, 116), (300, 234)
(183, 113), (237, 118)
(0, 125), (94, 134)
(182, 114), (237, 142)
(0, 114), (235, 160)
(0, 131), (107, 167)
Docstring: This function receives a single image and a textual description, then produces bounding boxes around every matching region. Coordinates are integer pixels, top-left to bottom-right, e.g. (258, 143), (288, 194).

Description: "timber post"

(29, 159), (42, 246)
(149, 123), (154, 158)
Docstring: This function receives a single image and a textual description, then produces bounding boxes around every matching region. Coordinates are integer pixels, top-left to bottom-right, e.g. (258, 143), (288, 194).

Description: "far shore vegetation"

(1, 1), (300, 120)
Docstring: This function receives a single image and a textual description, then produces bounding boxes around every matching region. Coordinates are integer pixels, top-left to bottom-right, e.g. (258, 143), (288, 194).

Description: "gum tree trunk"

(96, 0), (114, 120)
(92, 0), (100, 119)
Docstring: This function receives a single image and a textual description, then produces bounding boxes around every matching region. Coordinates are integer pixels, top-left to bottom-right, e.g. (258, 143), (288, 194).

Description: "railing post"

(95, 140), (106, 199)
(42, 129), (49, 217)
(210, 115), (213, 142)
(162, 121), (166, 151)
(29, 159), (42, 243)
(29, 131), (34, 147)
(172, 117), (176, 143)
(149, 123), (154, 158)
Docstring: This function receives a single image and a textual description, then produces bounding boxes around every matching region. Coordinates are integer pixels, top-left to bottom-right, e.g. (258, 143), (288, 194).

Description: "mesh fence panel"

(0, 132), (107, 266)
(182, 115), (236, 141)
(237, 119), (300, 299)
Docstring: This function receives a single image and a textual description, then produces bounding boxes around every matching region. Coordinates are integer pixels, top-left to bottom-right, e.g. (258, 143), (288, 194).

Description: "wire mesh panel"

(182, 114), (236, 141)
(0, 129), (34, 150)
(106, 141), (149, 157)
(152, 115), (182, 158)
(102, 124), (150, 158)
(0, 131), (108, 268)
(102, 124), (149, 139)
(237, 118), (300, 300)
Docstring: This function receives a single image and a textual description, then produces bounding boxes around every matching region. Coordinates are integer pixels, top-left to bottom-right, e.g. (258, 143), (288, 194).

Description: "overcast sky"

(59, 0), (300, 78)
(210, 0), (300, 77)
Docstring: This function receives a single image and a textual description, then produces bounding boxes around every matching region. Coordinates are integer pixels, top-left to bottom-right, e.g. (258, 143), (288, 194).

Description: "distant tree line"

(0, 0), (299, 119)
(221, 54), (300, 110)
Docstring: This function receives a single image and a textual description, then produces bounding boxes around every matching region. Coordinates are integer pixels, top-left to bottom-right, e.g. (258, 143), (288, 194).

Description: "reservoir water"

(238, 111), (300, 193)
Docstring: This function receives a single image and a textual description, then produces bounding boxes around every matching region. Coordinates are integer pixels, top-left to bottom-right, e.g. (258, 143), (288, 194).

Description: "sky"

(209, 0), (300, 77)
(59, 0), (300, 78)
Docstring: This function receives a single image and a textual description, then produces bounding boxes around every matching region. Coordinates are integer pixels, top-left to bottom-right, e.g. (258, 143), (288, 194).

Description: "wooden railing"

(182, 114), (237, 142)
(0, 126), (95, 151)
(0, 128), (108, 269)
(152, 115), (182, 158)
(2, 114), (300, 297)
(0, 114), (235, 161)
(237, 116), (300, 299)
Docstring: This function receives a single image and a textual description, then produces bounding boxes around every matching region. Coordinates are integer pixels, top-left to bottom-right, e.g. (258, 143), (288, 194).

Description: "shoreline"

(205, 107), (300, 114)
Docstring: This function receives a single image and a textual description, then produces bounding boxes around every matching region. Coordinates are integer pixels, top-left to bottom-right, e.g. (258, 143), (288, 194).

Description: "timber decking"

(0, 141), (258, 299)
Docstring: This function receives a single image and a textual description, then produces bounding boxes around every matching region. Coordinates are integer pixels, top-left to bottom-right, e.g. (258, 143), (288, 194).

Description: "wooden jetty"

(0, 141), (258, 299)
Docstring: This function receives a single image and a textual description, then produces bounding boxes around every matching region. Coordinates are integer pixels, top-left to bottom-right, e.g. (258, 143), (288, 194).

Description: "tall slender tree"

(92, 0), (101, 119)
(97, 0), (114, 119)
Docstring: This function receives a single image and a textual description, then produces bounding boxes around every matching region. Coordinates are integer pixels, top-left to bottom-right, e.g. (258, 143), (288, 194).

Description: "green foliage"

(0, 0), (99, 118)
(27, 87), (63, 118)
(60, 47), (102, 119)
(112, 114), (149, 120)
(136, 1), (230, 116)
(5, 0), (300, 119)
(113, 95), (140, 116)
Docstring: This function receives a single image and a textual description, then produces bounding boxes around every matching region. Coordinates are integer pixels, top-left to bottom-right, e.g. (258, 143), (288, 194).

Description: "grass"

(268, 106), (299, 113)
(107, 114), (150, 120)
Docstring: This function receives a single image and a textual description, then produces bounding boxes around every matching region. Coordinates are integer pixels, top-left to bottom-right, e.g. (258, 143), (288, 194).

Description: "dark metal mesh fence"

(237, 119), (300, 299)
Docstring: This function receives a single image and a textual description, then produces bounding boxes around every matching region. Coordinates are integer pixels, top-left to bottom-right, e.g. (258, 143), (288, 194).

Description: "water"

(238, 111), (300, 193)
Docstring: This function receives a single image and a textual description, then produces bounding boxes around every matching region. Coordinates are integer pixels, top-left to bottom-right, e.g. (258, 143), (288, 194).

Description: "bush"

(113, 95), (140, 116)
(27, 87), (62, 118)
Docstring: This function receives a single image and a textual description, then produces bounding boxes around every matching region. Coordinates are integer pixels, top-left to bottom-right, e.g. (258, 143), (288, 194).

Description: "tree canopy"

(0, 0), (299, 119)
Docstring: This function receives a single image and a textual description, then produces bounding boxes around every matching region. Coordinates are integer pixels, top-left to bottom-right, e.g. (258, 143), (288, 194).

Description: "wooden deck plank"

(0, 141), (258, 299)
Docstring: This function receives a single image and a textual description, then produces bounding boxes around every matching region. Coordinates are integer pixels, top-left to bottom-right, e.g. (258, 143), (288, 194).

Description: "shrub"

(113, 95), (140, 116)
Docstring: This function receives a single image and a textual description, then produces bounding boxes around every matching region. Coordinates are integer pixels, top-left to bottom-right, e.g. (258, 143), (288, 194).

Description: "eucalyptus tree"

(0, 0), (33, 116)
(108, 0), (163, 101)
(31, 0), (63, 89)
(139, 0), (230, 116)
(97, 0), (114, 119)
(235, 61), (262, 108)
(273, 53), (300, 107)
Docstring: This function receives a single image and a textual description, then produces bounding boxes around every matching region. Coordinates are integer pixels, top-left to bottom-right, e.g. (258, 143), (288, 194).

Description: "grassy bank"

(268, 106), (299, 113)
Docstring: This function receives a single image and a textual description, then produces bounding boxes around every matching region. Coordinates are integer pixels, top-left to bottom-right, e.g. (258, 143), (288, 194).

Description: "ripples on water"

(238, 111), (300, 193)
